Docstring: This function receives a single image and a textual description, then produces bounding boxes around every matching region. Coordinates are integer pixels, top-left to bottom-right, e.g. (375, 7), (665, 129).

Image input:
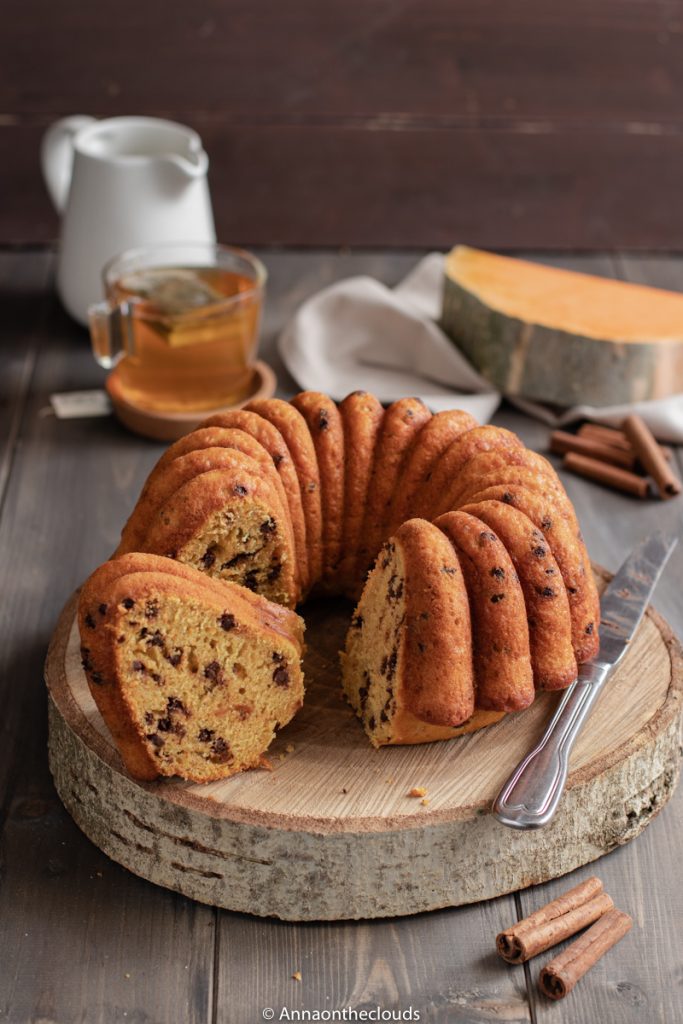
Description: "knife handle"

(492, 662), (611, 829)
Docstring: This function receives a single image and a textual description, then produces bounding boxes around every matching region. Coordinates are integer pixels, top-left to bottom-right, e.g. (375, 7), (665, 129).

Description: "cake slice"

(78, 557), (305, 782)
(341, 518), (502, 747)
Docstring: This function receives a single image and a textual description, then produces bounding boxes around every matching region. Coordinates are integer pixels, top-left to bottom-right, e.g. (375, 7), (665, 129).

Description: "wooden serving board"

(45, 570), (683, 921)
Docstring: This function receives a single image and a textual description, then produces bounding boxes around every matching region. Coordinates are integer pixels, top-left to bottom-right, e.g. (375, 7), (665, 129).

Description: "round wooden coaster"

(45, 569), (683, 921)
(106, 359), (277, 441)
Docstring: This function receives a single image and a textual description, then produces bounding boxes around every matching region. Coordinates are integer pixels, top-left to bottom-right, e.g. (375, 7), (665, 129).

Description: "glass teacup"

(89, 242), (267, 413)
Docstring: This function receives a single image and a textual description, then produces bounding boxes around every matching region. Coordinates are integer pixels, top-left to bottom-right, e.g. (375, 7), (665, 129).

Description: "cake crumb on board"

(408, 786), (428, 798)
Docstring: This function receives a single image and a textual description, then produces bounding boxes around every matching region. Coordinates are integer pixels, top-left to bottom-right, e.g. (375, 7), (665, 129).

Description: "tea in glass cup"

(89, 243), (266, 413)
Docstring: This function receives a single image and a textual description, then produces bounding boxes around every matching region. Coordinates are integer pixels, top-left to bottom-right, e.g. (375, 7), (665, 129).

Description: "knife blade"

(492, 531), (678, 830)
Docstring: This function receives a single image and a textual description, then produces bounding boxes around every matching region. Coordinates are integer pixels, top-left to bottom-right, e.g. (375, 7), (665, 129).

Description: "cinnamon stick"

(577, 423), (673, 463)
(538, 907), (633, 1000)
(562, 452), (651, 499)
(577, 423), (633, 451)
(496, 877), (612, 964)
(623, 414), (682, 499)
(550, 430), (636, 469)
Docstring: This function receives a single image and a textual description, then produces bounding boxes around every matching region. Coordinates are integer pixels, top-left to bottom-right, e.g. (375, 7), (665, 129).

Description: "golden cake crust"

(246, 398), (323, 595)
(290, 391), (346, 585)
(462, 484), (600, 663)
(354, 398), (432, 587)
(461, 500), (578, 690)
(434, 510), (535, 712)
(386, 408), (478, 534)
(337, 391), (385, 595)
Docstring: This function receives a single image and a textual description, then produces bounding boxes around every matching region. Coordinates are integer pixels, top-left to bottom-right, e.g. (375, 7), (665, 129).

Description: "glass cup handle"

(88, 300), (135, 369)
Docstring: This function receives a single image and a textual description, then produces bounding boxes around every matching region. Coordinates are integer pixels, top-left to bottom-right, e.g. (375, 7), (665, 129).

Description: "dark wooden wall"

(4, 0), (683, 249)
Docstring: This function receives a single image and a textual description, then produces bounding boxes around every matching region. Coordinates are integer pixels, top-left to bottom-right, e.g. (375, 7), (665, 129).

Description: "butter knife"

(493, 531), (677, 830)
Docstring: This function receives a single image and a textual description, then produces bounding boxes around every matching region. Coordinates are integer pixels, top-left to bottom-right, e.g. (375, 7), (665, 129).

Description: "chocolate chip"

(122, 598), (135, 610)
(137, 627), (149, 639)
(157, 717), (172, 732)
(368, 715), (376, 731)
(98, 603), (107, 616)
(567, 585), (578, 594)
(84, 613), (96, 629)
(204, 661), (225, 687)
(380, 710), (389, 723)
(545, 567), (556, 576)
(501, 492), (514, 504)
(167, 696), (187, 714)
(201, 548), (216, 569)
(318, 409), (329, 431)
(272, 651), (285, 663)
(441, 565), (457, 576)
(532, 545), (547, 558)
(352, 614), (364, 629)
(273, 453), (284, 467)
(358, 686), (369, 708)
(585, 622), (594, 635)
(220, 613), (236, 631)
(167, 649), (182, 667)
(538, 586), (556, 598)
(273, 666), (290, 687)
(541, 517), (552, 530)
(144, 600), (159, 619)
(144, 712), (154, 726)
(90, 671), (104, 686)
(80, 647), (92, 672)
(146, 630), (165, 649)
(268, 564), (282, 582)
(198, 728), (215, 742)
(260, 518), (276, 535)
(132, 660), (146, 673)
(490, 567), (505, 580)
(222, 552), (251, 569)
(243, 569), (259, 591)
(479, 531), (497, 544)
(146, 733), (164, 748)
(233, 483), (248, 496)
(210, 737), (232, 763)
(150, 672), (162, 684)
(491, 593), (505, 603)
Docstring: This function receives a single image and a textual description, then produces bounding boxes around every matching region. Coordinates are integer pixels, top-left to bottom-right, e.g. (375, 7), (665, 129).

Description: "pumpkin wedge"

(441, 246), (683, 406)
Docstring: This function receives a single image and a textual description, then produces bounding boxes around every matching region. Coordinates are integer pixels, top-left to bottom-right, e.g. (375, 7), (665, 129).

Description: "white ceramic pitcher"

(41, 116), (216, 324)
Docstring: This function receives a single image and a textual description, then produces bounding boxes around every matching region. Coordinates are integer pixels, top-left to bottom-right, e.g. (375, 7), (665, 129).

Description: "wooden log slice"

(45, 569), (683, 921)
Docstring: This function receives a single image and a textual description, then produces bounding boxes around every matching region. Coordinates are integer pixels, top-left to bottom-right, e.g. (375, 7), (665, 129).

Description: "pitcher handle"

(41, 115), (96, 212)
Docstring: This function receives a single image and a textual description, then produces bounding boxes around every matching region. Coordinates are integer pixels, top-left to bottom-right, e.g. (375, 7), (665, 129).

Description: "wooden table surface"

(1, 248), (681, 1024)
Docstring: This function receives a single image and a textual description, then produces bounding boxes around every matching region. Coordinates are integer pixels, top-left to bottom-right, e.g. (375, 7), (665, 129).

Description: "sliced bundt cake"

(78, 554), (305, 782)
(103, 389), (600, 762)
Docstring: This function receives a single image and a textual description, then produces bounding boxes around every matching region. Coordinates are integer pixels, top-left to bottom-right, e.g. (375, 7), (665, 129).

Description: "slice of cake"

(78, 555), (305, 782)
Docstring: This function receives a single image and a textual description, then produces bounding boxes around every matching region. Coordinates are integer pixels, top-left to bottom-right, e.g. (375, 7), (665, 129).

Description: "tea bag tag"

(50, 390), (113, 419)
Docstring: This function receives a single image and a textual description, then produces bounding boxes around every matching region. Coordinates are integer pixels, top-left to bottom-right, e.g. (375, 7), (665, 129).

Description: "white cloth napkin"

(278, 253), (683, 442)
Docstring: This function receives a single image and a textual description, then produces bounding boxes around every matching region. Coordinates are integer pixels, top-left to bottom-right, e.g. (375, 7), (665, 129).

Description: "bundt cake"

(80, 389), (600, 778)
(78, 553), (304, 781)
